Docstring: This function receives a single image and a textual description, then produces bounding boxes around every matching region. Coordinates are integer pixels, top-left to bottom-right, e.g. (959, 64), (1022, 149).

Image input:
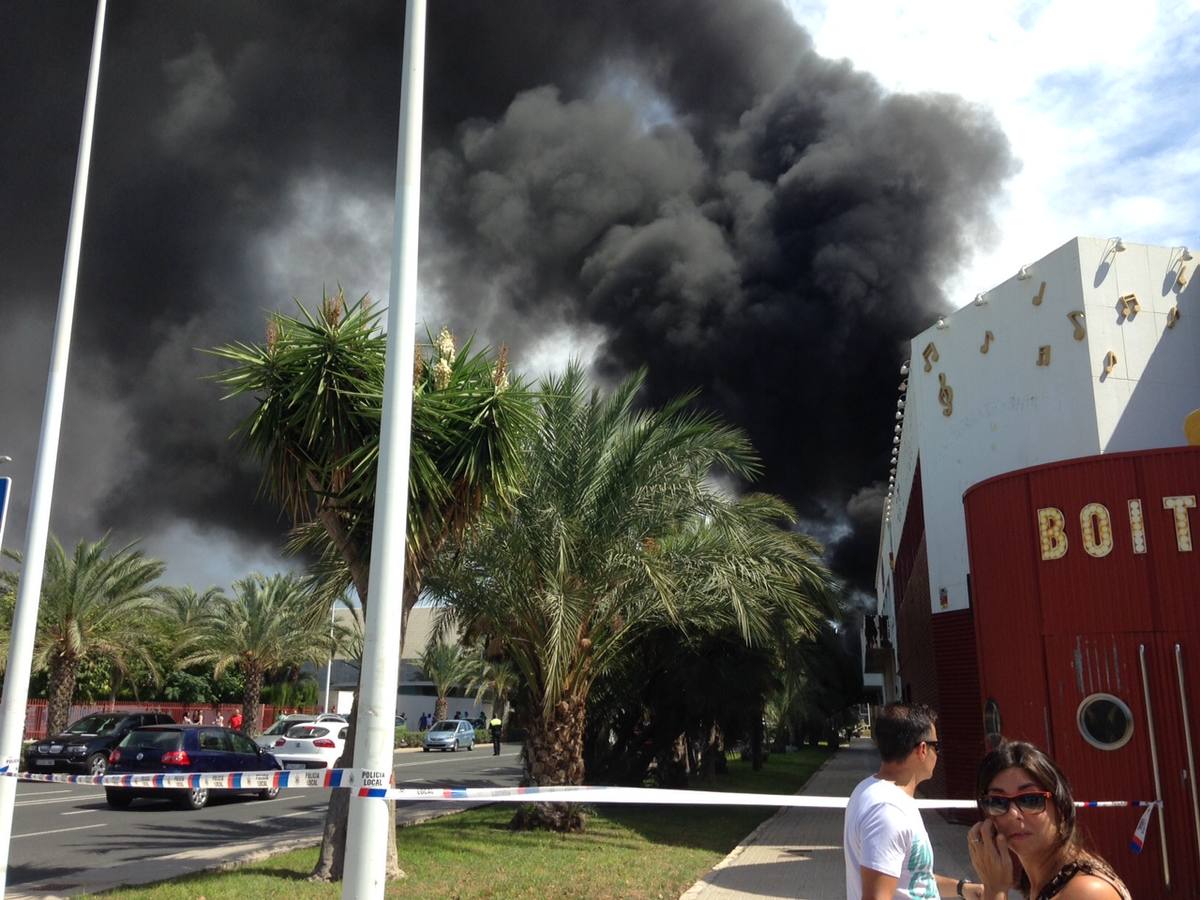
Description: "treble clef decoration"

(937, 373), (953, 417)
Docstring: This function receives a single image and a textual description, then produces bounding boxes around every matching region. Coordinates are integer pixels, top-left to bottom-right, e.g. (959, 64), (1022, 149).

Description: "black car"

(105, 725), (283, 810)
(26, 711), (175, 776)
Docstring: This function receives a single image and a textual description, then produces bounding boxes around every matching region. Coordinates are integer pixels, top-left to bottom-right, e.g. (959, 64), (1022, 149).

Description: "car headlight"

(67, 744), (88, 755)
(36, 744), (49, 754)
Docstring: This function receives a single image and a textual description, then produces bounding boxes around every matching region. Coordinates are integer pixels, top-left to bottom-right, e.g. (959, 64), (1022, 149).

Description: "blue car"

(105, 725), (282, 810)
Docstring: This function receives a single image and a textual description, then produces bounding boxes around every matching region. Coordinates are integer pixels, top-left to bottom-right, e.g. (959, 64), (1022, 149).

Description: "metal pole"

(342, 0), (426, 895)
(0, 2), (107, 893)
(1138, 644), (1171, 889)
(1174, 644), (1200, 872)
(324, 603), (335, 714)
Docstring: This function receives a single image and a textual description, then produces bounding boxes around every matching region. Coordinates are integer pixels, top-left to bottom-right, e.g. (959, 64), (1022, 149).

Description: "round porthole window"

(1077, 693), (1134, 750)
(983, 699), (1002, 749)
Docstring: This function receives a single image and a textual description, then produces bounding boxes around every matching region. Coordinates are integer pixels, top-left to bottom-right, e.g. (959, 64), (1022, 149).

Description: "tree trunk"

(511, 692), (587, 832)
(751, 709), (764, 771)
(242, 667), (264, 734)
(699, 721), (721, 782)
(309, 576), (419, 883)
(434, 696), (448, 723)
(46, 658), (78, 736)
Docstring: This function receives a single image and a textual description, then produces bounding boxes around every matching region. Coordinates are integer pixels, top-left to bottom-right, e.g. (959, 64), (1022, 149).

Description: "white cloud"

(786, 0), (1200, 306)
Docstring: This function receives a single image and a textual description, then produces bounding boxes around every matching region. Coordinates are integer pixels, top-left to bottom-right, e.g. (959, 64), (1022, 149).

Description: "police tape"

(0, 765), (1161, 814)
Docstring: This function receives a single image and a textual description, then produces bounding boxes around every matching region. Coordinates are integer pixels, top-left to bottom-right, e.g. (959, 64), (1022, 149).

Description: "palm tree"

(416, 641), (481, 722)
(209, 292), (534, 880)
(467, 656), (519, 727)
(433, 364), (835, 830)
(6, 537), (166, 735)
(182, 572), (335, 734)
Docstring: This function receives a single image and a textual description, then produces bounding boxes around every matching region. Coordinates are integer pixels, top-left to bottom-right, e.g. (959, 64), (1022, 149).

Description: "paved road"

(7, 745), (523, 898)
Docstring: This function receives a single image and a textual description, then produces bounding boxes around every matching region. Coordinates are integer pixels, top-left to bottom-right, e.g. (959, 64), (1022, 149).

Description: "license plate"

(285, 762), (305, 770)
(35, 760), (53, 766)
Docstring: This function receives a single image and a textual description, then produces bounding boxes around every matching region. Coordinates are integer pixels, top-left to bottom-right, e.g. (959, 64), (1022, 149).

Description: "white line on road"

(393, 749), (519, 770)
(61, 808), (100, 816)
(16, 794), (104, 808)
(16, 789), (71, 798)
(247, 808), (323, 825)
(13, 823), (107, 840)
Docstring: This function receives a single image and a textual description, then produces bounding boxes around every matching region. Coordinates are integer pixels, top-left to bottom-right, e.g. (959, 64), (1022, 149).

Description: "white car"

(253, 714), (316, 750)
(271, 722), (349, 770)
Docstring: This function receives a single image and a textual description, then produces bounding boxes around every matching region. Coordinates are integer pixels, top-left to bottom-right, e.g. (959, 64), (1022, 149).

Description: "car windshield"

(64, 714), (124, 735)
(265, 718), (309, 736)
(286, 725), (329, 740)
(432, 721), (457, 732)
(119, 729), (182, 751)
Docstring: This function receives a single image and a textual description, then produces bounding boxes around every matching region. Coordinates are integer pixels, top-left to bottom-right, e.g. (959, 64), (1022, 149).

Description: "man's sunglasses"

(921, 739), (941, 753)
(979, 790), (1052, 816)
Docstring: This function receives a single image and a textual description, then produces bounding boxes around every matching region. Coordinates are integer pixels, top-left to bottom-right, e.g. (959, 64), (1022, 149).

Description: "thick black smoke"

(0, 0), (1013, 591)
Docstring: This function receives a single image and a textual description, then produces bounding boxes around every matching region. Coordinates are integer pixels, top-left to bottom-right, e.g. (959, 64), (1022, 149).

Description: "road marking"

(16, 789), (71, 798)
(247, 808), (323, 825)
(393, 749), (519, 770)
(61, 809), (100, 816)
(13, 823), (106, 839)
(16, 794), (104, 808)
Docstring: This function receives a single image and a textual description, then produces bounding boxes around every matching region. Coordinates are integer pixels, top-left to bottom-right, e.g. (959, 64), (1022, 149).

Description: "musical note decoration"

(1167, 306), (1181, 329)
(1067, 311), (1086, 341)
(922, 342), (939, 373)
(980, 331), (994, 354)
(937, 373), (954, 417)
(1118, 293), (1140, 320)
(1032, 282), (1047, 306)
(1037, 346), (1052, 367)
(1103, 351), (1118, 375)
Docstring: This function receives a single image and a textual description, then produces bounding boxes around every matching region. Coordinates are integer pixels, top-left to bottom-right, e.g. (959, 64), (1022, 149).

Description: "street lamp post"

(323, 602), (336, 714)
(342, 0), (427, 895)
(0, 1), (108, 892)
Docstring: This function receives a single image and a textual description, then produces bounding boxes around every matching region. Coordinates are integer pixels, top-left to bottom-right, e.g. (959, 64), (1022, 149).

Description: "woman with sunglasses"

(966, 740), (1130, 899)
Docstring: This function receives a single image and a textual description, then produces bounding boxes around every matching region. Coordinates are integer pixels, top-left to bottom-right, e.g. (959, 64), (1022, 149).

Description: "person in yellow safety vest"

(489, 716), (503, 756)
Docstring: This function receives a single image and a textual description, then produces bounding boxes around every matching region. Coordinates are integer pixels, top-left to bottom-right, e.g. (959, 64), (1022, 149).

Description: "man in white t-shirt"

(843, 703), (982, 900)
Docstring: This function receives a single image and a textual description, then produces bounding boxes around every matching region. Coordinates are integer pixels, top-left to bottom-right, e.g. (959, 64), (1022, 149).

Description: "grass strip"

(98, 747), (831, 899)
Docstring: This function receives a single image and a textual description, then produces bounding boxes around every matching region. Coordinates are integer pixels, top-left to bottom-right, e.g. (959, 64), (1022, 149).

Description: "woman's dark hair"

(977, 740), (1090, 895)
(874, 703), (937, 762)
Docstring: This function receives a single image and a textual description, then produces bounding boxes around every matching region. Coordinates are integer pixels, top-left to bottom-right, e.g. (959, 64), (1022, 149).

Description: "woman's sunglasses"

(980, 790), (1052, 816)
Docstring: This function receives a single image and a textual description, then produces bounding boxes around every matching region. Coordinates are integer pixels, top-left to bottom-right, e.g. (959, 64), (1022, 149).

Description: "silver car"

(253, 714), (316, 750)
(422, 719), (475, 752)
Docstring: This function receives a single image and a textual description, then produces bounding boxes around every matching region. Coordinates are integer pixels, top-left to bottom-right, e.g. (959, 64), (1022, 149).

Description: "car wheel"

(422, 747), (430, 752)
(258, 785), (280, 800)
(467, 740), (473, 751)
(87, 753), (108, 777)
(105, 789), (133, 809)
(177, 786), (209, 810)
(451, 740), (458, 753)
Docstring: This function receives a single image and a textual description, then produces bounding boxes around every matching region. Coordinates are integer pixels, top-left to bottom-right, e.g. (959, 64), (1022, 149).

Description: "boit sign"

(1036, 495), (1196, 560)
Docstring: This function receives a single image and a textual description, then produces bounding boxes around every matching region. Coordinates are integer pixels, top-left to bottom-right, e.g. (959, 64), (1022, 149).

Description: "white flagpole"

(342, 0), (426, 895)
(0, 0), (108, 893)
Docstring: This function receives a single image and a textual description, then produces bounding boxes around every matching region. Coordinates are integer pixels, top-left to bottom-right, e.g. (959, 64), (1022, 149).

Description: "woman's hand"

(967, 819), (1014, 898)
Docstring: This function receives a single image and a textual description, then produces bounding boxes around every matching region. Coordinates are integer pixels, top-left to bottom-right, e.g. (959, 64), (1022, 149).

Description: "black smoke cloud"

(0, 0), (1014, 592)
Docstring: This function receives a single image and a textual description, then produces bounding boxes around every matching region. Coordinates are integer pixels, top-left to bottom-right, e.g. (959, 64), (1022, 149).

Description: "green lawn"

(99, 747), (831, 900)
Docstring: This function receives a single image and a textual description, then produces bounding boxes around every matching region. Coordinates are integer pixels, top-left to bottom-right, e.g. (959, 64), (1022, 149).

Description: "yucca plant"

(208, 289), (536, 880)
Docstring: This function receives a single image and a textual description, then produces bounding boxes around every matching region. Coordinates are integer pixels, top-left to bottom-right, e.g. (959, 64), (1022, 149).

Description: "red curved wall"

(964, 445), (1200, 898)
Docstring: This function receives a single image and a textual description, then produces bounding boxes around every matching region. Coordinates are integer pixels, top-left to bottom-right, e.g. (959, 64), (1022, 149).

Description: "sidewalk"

(681, 739), (982, 899)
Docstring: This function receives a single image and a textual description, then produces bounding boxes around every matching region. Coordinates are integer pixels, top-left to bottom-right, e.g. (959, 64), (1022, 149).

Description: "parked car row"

(26, 710), (355, 810)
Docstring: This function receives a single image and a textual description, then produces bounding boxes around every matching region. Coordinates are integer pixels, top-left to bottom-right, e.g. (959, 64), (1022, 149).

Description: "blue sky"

(786, 0), (1200, 307)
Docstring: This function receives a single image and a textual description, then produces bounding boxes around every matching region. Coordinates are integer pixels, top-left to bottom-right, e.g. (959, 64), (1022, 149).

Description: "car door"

(459, 721), (473, 748)
(196, 728), (234, 774)
(228, 730), (267, 772)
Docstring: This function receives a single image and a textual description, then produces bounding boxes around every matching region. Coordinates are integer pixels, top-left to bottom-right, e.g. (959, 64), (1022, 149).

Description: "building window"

(983, 699), (1002, 749)
(1076, 693), (1134, 750)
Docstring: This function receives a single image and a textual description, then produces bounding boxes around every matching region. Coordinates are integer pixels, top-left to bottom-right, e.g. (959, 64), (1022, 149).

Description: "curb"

(678, 747), (843, 900)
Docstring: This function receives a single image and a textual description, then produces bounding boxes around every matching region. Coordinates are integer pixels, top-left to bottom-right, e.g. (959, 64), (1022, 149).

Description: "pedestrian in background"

(229, 709), (244, 732)
(489, 715), (503, 756)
